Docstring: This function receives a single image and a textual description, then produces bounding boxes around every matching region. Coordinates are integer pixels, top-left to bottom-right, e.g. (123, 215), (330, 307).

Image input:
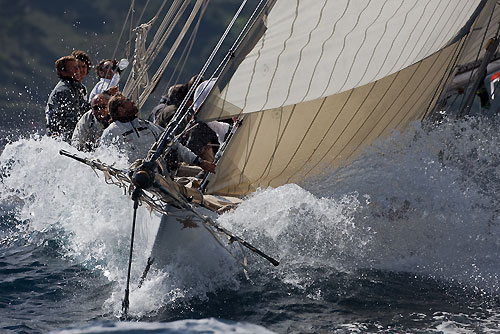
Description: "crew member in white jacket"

(99, 94), (216, 175)
(88, 59), (126, 102)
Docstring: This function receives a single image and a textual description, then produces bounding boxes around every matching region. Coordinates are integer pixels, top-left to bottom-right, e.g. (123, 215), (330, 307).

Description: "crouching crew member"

(99, 94), (215, 175)
(71, 93), (111, 152)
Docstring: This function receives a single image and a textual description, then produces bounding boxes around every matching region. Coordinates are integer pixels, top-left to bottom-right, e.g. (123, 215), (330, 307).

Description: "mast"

(140, 0), (272, 167)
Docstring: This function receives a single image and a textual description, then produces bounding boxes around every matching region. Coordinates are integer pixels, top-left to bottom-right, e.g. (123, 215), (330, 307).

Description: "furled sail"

(196, 0), (486, 196)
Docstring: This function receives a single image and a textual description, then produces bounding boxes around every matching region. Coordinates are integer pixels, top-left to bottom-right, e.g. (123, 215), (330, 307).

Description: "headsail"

(196, 0), (488, 196)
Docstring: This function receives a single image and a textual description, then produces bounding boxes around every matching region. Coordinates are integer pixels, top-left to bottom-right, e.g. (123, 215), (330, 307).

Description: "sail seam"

(319, 0), (373, 98)
(368, 0), (423, 82)
(258, 105), (297, 187)
(414, 1), (453, 61)
(300, 48), (443, 177)
(338, 0), (391, 92)
(376, 47), (448, 137)
(240, 32), (267, 117)
(300, 72), (402, 181)
(278, 89), (355, 185)
(258, 0), (300, 112)
(423, 38), (466, 120)
(300, 0), (350, 102)
(384, 1), (425, 75)
(396, 0), (440, 73)
(353, 0), (405, 87)
(274, 97), (327, 185)
(313, 83), (379, 175)
(338, 63), (426, 165)
(393, 48), (453, 129)
(281, 0), (329, 107)
(422, 0), (473, 59)
(237, 112), (266, 194)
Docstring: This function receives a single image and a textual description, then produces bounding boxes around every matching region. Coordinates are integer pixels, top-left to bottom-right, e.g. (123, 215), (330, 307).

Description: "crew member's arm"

(175, 142), (216, 173)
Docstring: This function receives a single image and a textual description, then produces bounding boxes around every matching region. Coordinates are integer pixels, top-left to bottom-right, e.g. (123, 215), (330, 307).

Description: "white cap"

(193, 78), (217, 112)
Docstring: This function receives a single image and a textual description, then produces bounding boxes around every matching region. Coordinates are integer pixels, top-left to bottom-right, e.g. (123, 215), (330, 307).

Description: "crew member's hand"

(200, 160), (216, 173)
(105, 86), (119, 96)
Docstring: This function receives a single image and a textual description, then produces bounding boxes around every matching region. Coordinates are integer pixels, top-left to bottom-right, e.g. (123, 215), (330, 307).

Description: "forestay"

(196, 0), (486, 196)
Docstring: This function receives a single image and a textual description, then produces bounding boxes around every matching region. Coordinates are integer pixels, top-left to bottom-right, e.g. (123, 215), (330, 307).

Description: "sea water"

(1, 117), (500, 333)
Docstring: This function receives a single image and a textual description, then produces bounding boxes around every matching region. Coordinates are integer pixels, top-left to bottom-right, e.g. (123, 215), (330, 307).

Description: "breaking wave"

(222, 117), (500, 293)
(2, 116), (500, 319)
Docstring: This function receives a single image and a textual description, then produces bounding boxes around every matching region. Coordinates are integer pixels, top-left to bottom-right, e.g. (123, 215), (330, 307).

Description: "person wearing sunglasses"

(71, 93), (111, 152)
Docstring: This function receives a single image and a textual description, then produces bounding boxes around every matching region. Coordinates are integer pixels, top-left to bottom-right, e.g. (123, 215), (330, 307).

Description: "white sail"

(195, 0), (488, 196)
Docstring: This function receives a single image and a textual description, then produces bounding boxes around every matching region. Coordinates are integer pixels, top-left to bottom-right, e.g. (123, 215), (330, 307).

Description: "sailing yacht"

(61, 0), (500, 316)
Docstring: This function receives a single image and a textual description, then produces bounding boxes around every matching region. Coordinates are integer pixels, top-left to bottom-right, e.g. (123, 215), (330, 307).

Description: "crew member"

(45, 55), (90, 142)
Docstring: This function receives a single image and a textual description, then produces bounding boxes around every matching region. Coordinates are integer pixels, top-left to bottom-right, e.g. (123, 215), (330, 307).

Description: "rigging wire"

(458, 24), (500, 117)
(164, 0), (209, 94)
(111, 1), (135, 63)
(122, 0), (183, 96)
(193, 0), (269, 122)
(129, 0), (135, 58)
(135, 0), (152, 28)
(122, 0), (190, 99)
(145, 0), (253, 163)
(137, 0), (205, 108)
(424, 34), (470, 120)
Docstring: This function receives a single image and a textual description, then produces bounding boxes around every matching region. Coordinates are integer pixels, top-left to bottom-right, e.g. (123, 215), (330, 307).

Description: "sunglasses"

(92, 104), (107, 111)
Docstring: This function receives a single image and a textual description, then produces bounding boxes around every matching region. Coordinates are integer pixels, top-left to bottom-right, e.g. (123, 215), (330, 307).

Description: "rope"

(136, 0), (152, 28)
(129, 0), (135, 58)
(147, 0), (182, 58)
(194, 0), (268, 121)
(147, 0), (189, 67)
(424, 34), (469, 121)
(138, 0), (205, 108)
(122, 0), (187, 98)
(146, 0), (254, 163)
(165, 0), (209, 93)
(112, 1), (135, 65)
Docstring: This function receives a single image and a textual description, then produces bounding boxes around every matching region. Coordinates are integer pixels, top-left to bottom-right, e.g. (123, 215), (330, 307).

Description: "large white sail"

(196, 0), (488, 196)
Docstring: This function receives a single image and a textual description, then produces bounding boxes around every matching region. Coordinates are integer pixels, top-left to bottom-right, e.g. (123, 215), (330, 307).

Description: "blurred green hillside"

(0, 0), (254, 135)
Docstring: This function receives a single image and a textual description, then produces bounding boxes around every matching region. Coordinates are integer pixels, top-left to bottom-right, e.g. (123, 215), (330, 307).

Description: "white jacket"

(100, 118), (197, 165)
(88, 73), (120, 102)
(71, 110), (106, 151)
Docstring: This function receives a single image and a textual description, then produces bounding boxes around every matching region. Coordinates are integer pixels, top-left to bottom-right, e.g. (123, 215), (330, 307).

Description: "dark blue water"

(2, 118), (500, 333)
